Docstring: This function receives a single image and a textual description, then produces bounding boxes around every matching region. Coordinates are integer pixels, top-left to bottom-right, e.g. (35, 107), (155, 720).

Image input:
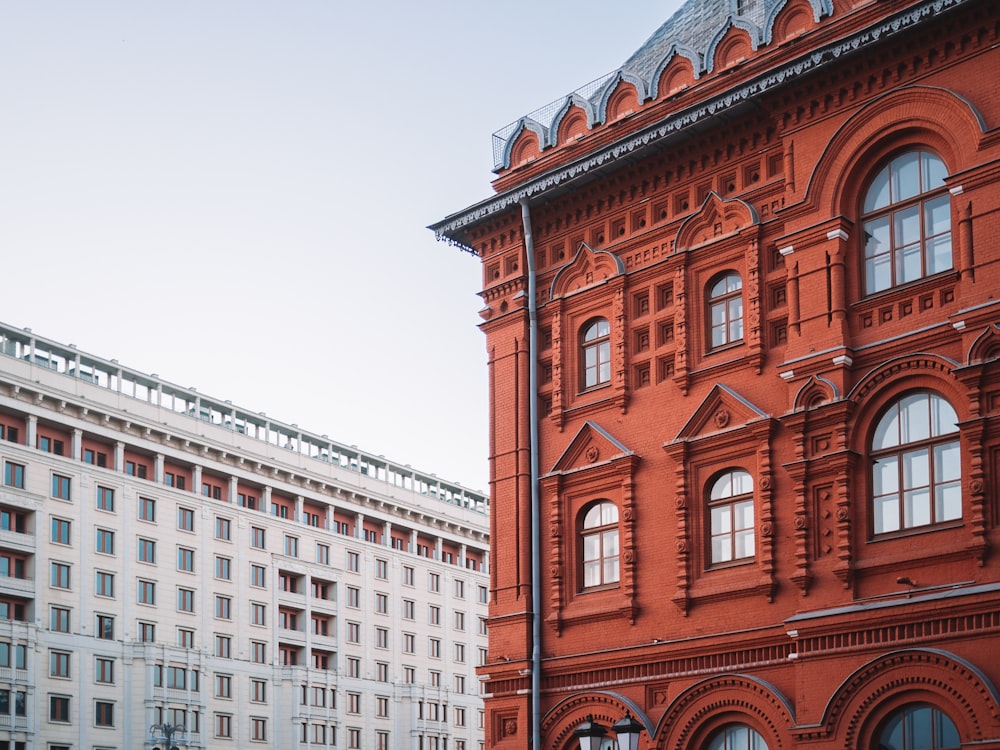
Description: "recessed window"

(708, 272), (743, 349)
(580, 500), (619, 589)
(877, 703), (960, 749)
(872, 392), (960, 534)
(707, 723), (769, 749)
(709, 469), (755, 564)
(581, 317), (611, 389)
(863, 150), (951, 294)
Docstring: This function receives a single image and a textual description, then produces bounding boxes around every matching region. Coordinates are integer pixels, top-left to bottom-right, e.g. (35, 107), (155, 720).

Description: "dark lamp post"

(574, 715), (608, 750)
(150, 722), (185, 750)
(612, 712), (644, 750)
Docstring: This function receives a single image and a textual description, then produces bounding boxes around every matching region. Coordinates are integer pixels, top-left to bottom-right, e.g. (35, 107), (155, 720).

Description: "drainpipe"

(519, 197), (542, 750)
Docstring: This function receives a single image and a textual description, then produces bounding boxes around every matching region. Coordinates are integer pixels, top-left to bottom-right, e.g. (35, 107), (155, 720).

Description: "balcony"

(0, 576), (33, 597)
(0, 529), (34, 554)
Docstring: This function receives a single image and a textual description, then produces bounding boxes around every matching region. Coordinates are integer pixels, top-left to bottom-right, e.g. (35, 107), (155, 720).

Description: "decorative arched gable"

(675, 192), (759, 252)
(501, 117), (548, 169)
(792, 374), (840, 411)
(594, 71), (647, 123)
(820, 648), (1000, 747)
(705, 19), (760, 73)
(847, 351), (961, 411)
(551, 94), (598, 146)
(967, 322), (1000, 365)
(651, 47), (701, 98)
(763, 0), (829, 44)
(550, 243), (625, 300)
(805, 85), (987, 217)
(656, 674), (795, 750)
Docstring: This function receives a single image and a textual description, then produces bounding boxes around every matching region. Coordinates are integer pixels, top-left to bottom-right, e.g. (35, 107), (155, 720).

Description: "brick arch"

(706, 20), (759, 73)
(652, 50), (699, 98)
(674, 192), (759, 252)
(550, 243), (625, 300)
(967, 322), (1000, 365)
(792, 374), (840, 411)
(542, 691), (654, 750)
(820, 648), (1000, 748)
(595, 71), (648, 124)
(655, 674), (795, 750)
(763, 0), (830, 44)
(550, 93), (598, 147)
(804, 86), (986, 217)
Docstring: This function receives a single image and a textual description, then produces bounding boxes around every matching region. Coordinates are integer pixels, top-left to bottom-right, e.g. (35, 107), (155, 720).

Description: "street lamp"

(150, 722), (185, 750)
(574, 712), (645, 750)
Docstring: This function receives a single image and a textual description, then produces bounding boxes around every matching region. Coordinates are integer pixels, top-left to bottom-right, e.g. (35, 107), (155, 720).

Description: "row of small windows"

(572, 149), (952, 390)
(579, 390), (961, 588)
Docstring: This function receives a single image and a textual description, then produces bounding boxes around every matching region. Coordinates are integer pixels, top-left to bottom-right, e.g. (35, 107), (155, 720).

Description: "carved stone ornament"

(624, 550), (635, 563)
(970, 478), (984, 494)
(550, 566), (561, 579)
(761, 522), (773, 537)
(836, 507), (850, 521)
(676, 540), (688, 553)
(503, 719), (518, 737)
(675, 495), (687, 509)
(714, 408), (731, 428)
(586, 445), (600, 463)
(622, 508), (634, 521)
(759, 475), (772, 490)
(793, 516), (807, 530)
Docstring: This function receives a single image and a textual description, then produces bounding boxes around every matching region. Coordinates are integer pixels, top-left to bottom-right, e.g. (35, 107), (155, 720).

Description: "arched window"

(708, 273), (743, 349)
(581, 318), (611, 389)
(876, 704), (960, 750)
(580, 501), (619, 589)
(862, 150), (951, 295)
(707, 724), (769, 750)
(708, 469), (754, 564)
(871, 392), (960, 535)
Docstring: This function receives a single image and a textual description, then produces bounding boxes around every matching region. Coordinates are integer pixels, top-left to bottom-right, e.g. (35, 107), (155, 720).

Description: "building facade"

(0, 322), (489, 750)
(433, 0), (1000, 747)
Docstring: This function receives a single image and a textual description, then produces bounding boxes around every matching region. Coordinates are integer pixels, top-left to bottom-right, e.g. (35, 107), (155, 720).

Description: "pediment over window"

(547, 420), (634, 476)
(550, 243), (625, 299)
(671, 383), (769, 443)
(674, 191), (759, 252)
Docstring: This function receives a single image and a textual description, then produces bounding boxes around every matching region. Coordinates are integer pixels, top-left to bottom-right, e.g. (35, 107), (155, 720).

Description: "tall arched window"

(862, 149), (951, 295)
(708, 469), (754, 564)
(877, 704), (960, 750)
(707, 724), (769, 750)
(871, 392), (960, 535)
(708, 273), (743, 349)
(580, 501), (619, 589)
(581, 318), (611, 389)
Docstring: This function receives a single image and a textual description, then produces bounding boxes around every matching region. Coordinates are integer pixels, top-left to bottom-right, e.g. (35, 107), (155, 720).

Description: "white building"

(0, 322), (489, 750)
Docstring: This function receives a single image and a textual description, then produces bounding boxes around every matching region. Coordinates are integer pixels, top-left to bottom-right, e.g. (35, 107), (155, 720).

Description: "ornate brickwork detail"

(542, 691), (652, 750)
(673, 265), (689, 394)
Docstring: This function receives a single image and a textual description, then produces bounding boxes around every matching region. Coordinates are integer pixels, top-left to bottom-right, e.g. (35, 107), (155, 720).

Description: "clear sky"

(0, 1), (683, 493)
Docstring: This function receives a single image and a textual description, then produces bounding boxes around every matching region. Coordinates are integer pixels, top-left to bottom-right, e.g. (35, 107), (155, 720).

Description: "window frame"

(707, 271), (744, 351)
(707, 468), (756, 566)
(580, 317), (612, 391)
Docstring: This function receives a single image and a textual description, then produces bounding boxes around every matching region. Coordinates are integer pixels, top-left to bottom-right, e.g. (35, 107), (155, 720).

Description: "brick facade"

(435, 0), (1000, 747)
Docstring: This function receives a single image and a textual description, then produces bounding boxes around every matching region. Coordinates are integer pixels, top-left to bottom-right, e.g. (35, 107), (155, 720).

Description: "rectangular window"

(51, 562), (71, 589)
(251, 564), (266, 587)
(375, 626), (389, 649)
(403, 565), (414, 586)
(96, 528), (115, 555)
(50, 695), (70, 722)
(375, 592), (389, 614)
(251, 717), (267, 742)
(251, 526), (265, 549)
(51, 606), (71, 632)
(347, 621), (360, 643)
(454, 611), (466, 631)
(216, 713), (232, 738)
(455, 674), (466, 693)
(3, 462), (24, 489)
(454, 579), (465, 598)
(95, 700), (114, 727)
(429, 637), (441, 658)
(479, 585), (488, 604)
(177, 507), (195, 532)
(377, 661), (389, 682)
(403, 633), (415, 654)
(51, 517), (71, 545)
(215, 516), (231, 541)
(96, 486), (114, 512)
(404, 666), (415, 684)
(349, 728), (361, 749)
(316, 543), (330, 565)
(251, 641), (266, 663)
(52, 474), (71, 500)
(215, 673), (232, 698)
(96, 614), (114, 639)
(177, 587), (195, 613)
(177, 547), (195, 572)
(95, 571), (115, 598)
(96, 656), (114, 684)
(138, 538), (156, 564)
(138, 496), (156, 522)
(177, 628), (194, 648)
(403, 599), (415, 619)
(50, 649), (71, 677)
(215, 635), (231, 658)
(429, 572), (440, 592)
(215, 595), (231, 620)
(376, 695), (389, 718)
(347, 550), (360, 572)
(429, 604), (440, 625)
(251, 602), (266, 625)
(375, 558), (388, 579)
(215, 556), (231, 580)
(138, 579), (156, 605)
(348, 692), (361, 714)
(455, 706), (467, 727)
(138, 621), (155, 642)
(284, 535), (298, 557)
(455, 643), (466, 662)
(347, 586), (360, 608)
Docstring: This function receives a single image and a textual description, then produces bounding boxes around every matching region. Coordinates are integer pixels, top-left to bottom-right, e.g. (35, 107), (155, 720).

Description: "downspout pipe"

(520, 197), (543, 750)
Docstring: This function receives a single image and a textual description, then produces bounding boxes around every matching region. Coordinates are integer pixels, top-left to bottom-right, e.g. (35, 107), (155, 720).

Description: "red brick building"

(433, 0), (1000, 747)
